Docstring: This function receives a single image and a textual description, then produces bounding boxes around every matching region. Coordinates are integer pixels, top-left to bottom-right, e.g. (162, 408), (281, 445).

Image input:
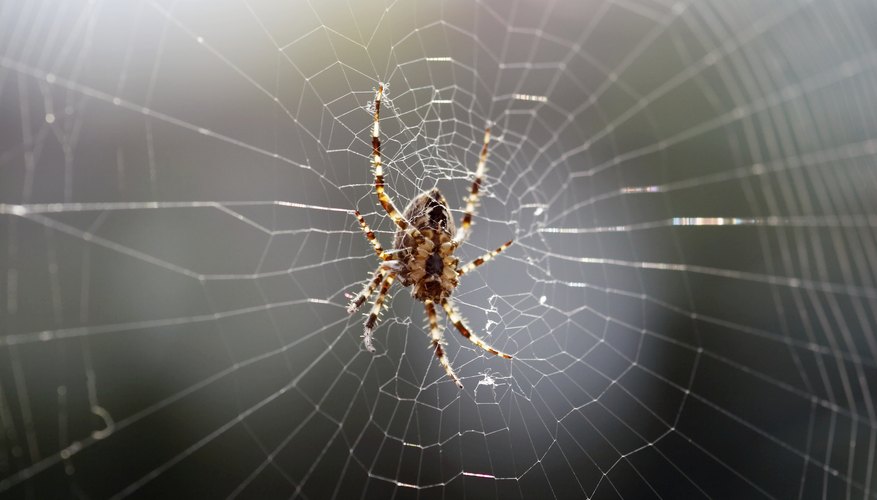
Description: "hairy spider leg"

(353, 210), (392, 261)
(371, 84), (421, 239)
(347, 268), (385, 313)
(362, 273), (396, 352)
(440, 298), (512, 359)
(457, 240), (514, 276)
(425, 299), (463, 388)
(454, 127), (491, 245)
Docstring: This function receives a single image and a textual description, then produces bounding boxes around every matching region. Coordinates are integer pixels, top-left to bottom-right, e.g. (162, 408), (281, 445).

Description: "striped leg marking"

(362, 273), (395, 352)
(347, 268), (385, 314)
(440, 298), (512, 359)
(454, 127), (491, 245)
(353, 210), (391, 261)
(371, 84), (418, 236)
(425, 299), (463, 388)
(457, 240), (514, 276)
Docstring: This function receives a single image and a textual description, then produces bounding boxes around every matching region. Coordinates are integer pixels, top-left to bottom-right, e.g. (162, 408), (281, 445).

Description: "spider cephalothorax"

(347, 83), (513, 389)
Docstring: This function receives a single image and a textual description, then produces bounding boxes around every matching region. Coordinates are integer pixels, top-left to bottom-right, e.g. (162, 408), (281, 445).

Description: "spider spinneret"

(346, 83), (514, 389)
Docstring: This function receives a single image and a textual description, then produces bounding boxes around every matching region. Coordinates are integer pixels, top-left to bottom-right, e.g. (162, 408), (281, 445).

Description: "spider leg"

(347, 268), (385, 314)
(362, 272), (396, 352)
(457, 240), (514, 276)
(440, 298), (512, 359)
(353, 210), (392, 261)
(371, 84), (421, 238)
(425, 299), (463, 388)
(454, 127), (491, 245)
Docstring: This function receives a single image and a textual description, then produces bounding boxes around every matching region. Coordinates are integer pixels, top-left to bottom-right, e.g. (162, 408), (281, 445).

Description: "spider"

(346, 83), (514, 389)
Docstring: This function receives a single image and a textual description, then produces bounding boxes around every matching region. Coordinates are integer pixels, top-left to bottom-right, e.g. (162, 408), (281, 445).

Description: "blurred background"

(1, 0), (876, 498)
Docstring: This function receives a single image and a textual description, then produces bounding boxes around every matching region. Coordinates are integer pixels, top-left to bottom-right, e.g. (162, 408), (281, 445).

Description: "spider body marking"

(347, 83), (514, 389)
(393, 189), (459, 302)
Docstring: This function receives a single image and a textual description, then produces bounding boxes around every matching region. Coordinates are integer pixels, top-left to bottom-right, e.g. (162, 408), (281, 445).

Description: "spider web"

(1, 0), (876, 498)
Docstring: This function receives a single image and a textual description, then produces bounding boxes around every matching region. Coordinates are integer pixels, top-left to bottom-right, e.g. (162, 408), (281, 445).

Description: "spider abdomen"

(394, 189), (460, 302)
(393, 188), (455, 247)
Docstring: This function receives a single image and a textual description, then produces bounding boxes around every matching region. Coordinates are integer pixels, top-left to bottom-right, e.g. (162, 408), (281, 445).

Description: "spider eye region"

(425, 253), (444, 275)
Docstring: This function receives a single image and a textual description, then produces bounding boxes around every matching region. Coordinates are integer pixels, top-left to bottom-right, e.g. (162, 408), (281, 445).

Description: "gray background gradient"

(1, 0), (877, 498)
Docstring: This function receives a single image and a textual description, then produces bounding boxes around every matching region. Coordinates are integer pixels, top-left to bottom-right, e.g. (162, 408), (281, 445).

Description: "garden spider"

(347, 83), (514, 389)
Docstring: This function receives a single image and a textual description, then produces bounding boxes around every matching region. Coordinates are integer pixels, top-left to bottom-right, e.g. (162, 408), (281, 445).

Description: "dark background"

(1, 0), (877, 498)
